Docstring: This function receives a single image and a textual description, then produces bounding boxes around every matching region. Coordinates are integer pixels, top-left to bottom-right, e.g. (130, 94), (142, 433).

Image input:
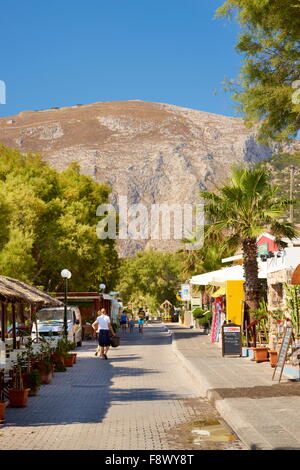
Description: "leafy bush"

(192, 307), (212, 325)
(192, 307), (210, 319)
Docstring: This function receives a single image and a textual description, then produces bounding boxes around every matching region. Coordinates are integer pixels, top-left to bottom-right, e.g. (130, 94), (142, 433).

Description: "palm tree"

(201, 165), (298, 315)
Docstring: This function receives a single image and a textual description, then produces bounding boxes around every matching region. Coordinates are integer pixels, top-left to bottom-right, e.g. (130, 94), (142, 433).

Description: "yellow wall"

(226, 280), (244, 325)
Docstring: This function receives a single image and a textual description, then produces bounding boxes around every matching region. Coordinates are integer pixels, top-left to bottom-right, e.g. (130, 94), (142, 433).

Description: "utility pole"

(289, 165), (295, 223)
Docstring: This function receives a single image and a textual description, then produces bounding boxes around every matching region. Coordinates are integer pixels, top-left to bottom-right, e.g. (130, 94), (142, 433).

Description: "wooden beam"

(0, 302), (5, 342)
(12, 303), (17, 349)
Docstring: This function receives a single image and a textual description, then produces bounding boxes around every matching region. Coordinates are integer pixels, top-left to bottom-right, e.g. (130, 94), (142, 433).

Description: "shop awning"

(209, 265), (245, 286)
(190, 269), (222, 286)
(190, 262), (267, 287)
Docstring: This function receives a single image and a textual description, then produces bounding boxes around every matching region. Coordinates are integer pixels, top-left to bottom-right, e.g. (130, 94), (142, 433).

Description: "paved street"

(0, 324), (245, 450)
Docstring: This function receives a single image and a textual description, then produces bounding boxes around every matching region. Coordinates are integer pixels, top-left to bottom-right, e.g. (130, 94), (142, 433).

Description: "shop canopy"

(190, 269), (223, 286)
(190, 264), (266, 286)
(0, 275), (62, 347)
(0, 275), (62, 308)
(209, 265), (245, 286)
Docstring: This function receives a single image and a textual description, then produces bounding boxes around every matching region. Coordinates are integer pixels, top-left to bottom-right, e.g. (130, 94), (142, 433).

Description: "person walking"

(129, 317), (135, 334)
(92, 308), (115, 360)
(120, 310), (128, 335)
(138, 315), (145, 334)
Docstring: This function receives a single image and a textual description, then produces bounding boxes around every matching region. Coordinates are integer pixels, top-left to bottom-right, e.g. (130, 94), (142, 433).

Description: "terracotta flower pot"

(0, 401), (8, 423)
(269, 350), (278, 368)
(64, 355), (74, 367)
(38, 363), (52, 379)
(70, 353), (77, 364)
(253, 347), (269, 363)
(51, 353), (65, 365)
(41, 372), (53, 384)
(8, 388), (30, 408)
(51, 353), (65, 371)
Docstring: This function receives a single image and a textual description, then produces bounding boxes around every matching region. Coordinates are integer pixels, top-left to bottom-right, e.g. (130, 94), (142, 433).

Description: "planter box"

(8, 388), (30, 407)
(269, 350), (278, 368)
(253, 347), (269, 363)
(51, 354), (65, 371)
(69, 353), (77, 364)
(41, 372), (53, 384)
(64, 355), (74, 367)
(0, 401), (8, 423)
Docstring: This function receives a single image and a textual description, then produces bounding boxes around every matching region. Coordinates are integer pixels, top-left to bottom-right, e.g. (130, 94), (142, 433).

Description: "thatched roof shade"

(0, 275), (62, 307)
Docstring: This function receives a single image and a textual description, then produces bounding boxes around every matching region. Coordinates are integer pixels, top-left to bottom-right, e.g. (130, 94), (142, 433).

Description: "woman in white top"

(92, 308), (115, 360)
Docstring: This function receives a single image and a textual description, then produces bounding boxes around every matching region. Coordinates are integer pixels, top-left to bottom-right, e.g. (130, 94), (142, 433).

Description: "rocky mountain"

(0, 100), (292, 255)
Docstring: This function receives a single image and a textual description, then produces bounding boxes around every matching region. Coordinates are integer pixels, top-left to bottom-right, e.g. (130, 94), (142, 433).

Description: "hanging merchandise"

(210, 297), (225, 343)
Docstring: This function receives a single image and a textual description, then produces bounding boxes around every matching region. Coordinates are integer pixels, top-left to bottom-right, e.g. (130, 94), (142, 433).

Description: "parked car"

(31, 306), (82, 346)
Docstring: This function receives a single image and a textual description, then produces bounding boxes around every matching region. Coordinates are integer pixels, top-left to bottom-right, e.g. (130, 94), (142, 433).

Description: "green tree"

(260, 152), (300, 223)
(201, 164), (298, 314)
(217, 0), (300, 142)
(0, 145), (119, 291)
(117, 250), (182, 312)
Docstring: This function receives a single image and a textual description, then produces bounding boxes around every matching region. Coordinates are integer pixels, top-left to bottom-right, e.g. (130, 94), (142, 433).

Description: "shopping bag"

(110, 335), (120, 348)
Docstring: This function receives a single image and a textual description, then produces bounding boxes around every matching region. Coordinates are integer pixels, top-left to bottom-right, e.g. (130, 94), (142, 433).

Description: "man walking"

(92, 308), (115, 360)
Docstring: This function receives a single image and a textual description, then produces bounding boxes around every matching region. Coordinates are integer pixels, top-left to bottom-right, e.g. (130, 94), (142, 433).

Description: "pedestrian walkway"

(0, 324), (245, 450)
(169, 325), (300, 450)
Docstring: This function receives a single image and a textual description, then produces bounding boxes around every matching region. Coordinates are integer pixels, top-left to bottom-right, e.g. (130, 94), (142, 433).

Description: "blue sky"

(0, 0), (241, 117)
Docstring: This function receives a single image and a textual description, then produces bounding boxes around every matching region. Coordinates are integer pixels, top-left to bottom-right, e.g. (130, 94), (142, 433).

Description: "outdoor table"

(0, 359), (14, 372)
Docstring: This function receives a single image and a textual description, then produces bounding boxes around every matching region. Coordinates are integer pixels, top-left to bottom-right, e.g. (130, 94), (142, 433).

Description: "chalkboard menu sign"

(272, 324), (294, 382)
(222, 323), (242, 357)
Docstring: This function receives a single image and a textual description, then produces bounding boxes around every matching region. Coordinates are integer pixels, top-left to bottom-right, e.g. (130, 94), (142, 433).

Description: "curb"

(169, 329), (273, 450)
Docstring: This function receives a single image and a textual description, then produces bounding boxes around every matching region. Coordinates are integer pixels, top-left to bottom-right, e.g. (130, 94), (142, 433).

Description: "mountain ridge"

(0, 100), (297, 255)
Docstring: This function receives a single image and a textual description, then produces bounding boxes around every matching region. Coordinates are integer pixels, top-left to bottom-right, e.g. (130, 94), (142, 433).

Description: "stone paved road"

(0, 324), (246, 450)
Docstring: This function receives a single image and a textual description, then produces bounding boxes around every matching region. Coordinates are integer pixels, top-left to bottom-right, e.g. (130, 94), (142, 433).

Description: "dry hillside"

(0, 100), (293, 255)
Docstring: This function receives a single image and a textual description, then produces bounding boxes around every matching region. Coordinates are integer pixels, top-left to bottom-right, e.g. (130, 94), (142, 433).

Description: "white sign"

(224, 327), (240, 333)
(181, 284), (191, 301)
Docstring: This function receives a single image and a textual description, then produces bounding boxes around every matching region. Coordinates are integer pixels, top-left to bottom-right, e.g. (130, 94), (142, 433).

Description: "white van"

(31, 306), (82, 346)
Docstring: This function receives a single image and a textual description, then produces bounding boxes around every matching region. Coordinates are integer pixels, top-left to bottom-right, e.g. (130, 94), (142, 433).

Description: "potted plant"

(8, 364), (30, 407)
(28, 369), (41, 396)
(51, 338), (68, 371)
(0, 387), (8, 423)
(251, 300), (270, 362)
(53, 337), (74, 369)
(269, 350), (278, 367)
(65, 339), (77, 365)
(252, 347), (269, 362)
(192, 307), (211, 332)
(38, 359), (53, 384)
(36, 339), (55, 383)
(64, 354), (74, 367)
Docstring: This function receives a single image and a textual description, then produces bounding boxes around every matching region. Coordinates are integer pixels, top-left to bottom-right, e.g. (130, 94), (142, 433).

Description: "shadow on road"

(2, 326), (181, 428)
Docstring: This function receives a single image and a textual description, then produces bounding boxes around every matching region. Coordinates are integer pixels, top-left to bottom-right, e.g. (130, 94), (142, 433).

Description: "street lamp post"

(61, 269), (72, 338)
(99, 283), (106, 311)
